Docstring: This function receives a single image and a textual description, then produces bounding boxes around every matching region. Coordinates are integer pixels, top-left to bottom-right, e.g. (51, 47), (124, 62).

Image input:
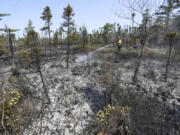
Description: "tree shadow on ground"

(84, 87), (105, 113)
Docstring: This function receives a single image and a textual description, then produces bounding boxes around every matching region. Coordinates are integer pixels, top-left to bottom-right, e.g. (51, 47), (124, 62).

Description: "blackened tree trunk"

(8, 29), (14, 65)
(83, 39), (85, 49)
(37, 60), (51, 104)
(48, 26), (52, 57)
(165, 12), (170, 33)
(66, 16), (70, 69)
(165, 39), (173, 82)
(133, 41), (145, 84)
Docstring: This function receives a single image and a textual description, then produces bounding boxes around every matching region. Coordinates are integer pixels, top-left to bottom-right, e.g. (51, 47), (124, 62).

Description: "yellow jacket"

(136, 39), (140, 45)
(118, 40), (122, 46)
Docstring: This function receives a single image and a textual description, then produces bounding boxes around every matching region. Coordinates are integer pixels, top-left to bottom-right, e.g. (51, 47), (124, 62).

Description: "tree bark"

(48, 25), (51, 57)
(8, 29), (14, 65)
(165, 39), (173, 82)
(37, 62), (51, 104)
(66, 16), (70, 69)
(133, 43), (145, 84)
(165, 12), (170, 33)
(83, 40), (85, 49)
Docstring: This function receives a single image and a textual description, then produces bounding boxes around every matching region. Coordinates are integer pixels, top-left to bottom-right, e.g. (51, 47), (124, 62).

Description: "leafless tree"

(115, 0), (165, 84)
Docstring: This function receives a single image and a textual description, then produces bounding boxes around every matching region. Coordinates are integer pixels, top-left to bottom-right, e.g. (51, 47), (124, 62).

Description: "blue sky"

(0, 0), (162, 37)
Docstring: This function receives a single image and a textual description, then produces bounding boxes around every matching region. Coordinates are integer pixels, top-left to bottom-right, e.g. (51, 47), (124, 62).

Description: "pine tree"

(59, 26), (64, 44)
(62, 4), (75, 68)
(80, 25), (88, 49)
(156, 0), (178, 32)
(53, 31), (59, 46)
(0, 25), (19, 65)
(72, 30), (80, 44)
(40, 6), (53, 57)
(101, 23), (114, 44)
(24, 19), (35, 33)
(0, 13), (10, 21)
(25, 30), (39, 47)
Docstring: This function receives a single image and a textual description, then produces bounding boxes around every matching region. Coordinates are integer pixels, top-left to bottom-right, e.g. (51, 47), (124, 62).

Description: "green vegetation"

(80, 25), (88, 49)
(40, 6), (53, 56)
(62, 4), (75, 68)
(0, 89), (34, 134)
(0, 43), (8, 56)
(95, 105), (131, 135)
(72, 44), (99, 54)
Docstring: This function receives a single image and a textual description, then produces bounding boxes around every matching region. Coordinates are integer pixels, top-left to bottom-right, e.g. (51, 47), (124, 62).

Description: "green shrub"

(94, 105), (131, 135)
(8, 76), (13, 84)
(72, 45), (99, 53)
(10, 67), (20, 76)
(0, 89), (34, 134)
(0, 44), (9, 56)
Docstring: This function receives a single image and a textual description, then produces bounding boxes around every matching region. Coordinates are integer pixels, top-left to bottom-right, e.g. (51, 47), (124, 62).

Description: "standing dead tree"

(116, 0), (164, 84)
(133, 9), (151, 84)
(115, 0), (163, 25)
(164, 32), (178, 81)
(33, 48), (51, 104)
(0, 26), (19, 65)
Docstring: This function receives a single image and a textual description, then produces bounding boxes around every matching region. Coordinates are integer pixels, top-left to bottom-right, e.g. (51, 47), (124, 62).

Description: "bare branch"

(116, 0), (166, 25)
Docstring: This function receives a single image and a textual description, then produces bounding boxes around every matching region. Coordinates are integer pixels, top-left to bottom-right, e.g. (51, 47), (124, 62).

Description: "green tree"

(59, 26), (64, 44)
(92, 29), (103, 44)
(24, 19), (35, 33)
(0, 35), (8, 56)
(71, 30), (80, 44)
(0, 13), (10, 56)
(0, 25), (19, 65)
(0, 13), (10, 21)
(156, 0), (178, 32)
(89, 34), (93, 45)
(116, 23), (122, 37)
(25, 30), (39, 47)
(101, 23), (114, 44)
(80, 25), (88, 49)
(174, 13), (180, 31)
(53, 30), (59, 46)
(40, 6), (53, 57)
(62, 4), (75, 68)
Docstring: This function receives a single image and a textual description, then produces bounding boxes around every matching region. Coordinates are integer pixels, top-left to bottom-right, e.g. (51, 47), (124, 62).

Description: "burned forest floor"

(0, 45), (180, 135)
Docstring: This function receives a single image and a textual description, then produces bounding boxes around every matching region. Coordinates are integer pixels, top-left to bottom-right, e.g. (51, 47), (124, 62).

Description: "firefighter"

(134, 38), (140, 49)
(117, 36), (122, 51)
